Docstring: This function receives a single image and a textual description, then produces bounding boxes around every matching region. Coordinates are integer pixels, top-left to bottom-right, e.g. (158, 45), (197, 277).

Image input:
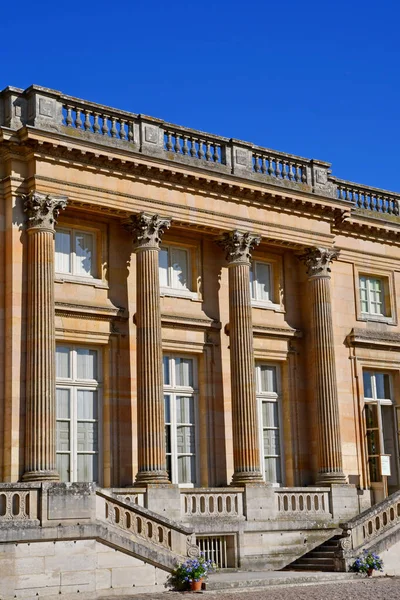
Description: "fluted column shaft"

(127, 212), (171, 485)
(300, 247), (347, 485)
(23, 192), (67, 481)
(218, 231), (264, 485)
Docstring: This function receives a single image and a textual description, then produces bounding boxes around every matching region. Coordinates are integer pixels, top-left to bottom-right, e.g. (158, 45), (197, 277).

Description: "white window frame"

(159, 244), (198, 299)
(55, 227), (97, 281)
(359, 275), (385, 317)
(250, 261), (280, 310)
(56, 345), (102, 484)
(163, 355), (199, 487)
(256, 364), (284, 487)
(363, 370), (399, 486)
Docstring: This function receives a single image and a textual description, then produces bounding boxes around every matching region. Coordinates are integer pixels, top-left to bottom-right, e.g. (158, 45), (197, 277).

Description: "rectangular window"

(56, 345), (101, 483)
(256, 364), (283, 485)
(250, 261), (272, 303)
(159, 244), (196, 297)
(163, 356), (197, 486)
(359, 276), (385, 316)
(363, 371), (399, 488)
(55, 228), (95, 278)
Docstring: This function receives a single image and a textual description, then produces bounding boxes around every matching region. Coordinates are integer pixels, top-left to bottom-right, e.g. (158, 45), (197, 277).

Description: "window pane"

(56, 388), (70, 419)
(263, 428), (280, 456)
(176, 396), (194, 424)
(170, 247), (189, 289)
(368, 456), (380, 483)
(262, 401), (279, 428)
(177, 425), (195, 453)
(56, 454), (70, 482)
(375, 373), (391, 400)
(55, 230), (71, 274)
(367, 430), (380, 456)
(365, 403), (378, 428)
(264, 457), (281, 484)
(363, 372), (373, 398)
(163, 357), (170, 386)
(164, 395), (171, 423)
(56, 420), (70, 452)
(77, 421), (98, 452)
(77, 454), (98, 482)
(77, 390), (98, 420)
(249, 264), (255, 299)
(165, 424), (171, 454)
(159, 248), (169, 287)
(77, 349), (97, 380)
(56, 347), (70, 379)
(175, 358), (193, 387)
(255, 262), (271, 301)
(259, 366), (277, 393)
(74, 232), (93, 276)
(177, 455), (196, 484)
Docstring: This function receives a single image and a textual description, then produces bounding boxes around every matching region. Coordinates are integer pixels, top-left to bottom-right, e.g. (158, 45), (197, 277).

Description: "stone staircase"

(284, 535), (342, 571)
(285, 489), (400, 573)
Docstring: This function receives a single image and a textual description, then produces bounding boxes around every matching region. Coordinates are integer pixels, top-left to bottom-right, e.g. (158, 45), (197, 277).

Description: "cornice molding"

(161, 313), (221, 330)
(55, 301), (126, 321)
(346, 327), (400, 350)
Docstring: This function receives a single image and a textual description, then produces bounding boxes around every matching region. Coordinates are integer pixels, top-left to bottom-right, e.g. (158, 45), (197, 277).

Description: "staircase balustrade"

(275, 488), (332, 518)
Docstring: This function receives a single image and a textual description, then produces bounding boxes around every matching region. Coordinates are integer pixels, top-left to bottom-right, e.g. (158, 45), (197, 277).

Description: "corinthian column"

(218, 231), (264, 485)
(23, 192), (67, 481)
(126, 212), (171, 485)
(299, 247), (347, 485)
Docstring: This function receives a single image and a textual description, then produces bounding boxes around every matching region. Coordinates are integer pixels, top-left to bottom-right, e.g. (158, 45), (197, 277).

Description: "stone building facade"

(0, 85), (400, 598)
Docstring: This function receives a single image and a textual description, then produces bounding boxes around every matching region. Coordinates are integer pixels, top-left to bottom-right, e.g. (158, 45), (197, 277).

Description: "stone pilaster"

(22, 192), (67, 481)
(218, 231), (264, 485)
(126, 212), (171, 485)
(299, 247), (347, 485)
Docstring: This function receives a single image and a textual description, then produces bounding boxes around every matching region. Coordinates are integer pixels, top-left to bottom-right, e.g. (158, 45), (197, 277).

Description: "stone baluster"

(22, 192), (68, 481)
(126, 212), (171, 485)
(217, 231), (264, 485)
(299, 247), (347, 485)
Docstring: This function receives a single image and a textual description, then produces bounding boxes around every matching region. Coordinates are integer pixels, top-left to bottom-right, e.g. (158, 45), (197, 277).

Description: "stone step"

(295, 557), (335, 566)
(308, 551), (336, 558)
(205, 571), (359, 591)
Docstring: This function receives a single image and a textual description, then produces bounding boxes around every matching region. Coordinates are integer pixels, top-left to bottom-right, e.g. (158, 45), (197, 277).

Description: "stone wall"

(0, 539), (169, 599)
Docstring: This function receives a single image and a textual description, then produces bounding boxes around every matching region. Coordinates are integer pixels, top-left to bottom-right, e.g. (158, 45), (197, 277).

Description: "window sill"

(160, 287), (200, 301)
(251, 300), (283, 312)
(55, 274), (108, 289)
(359, 313), (395, 325)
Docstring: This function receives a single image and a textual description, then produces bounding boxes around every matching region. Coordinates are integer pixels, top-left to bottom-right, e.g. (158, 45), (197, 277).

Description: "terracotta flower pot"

(367, 568), (373, 577)
(190, 578), (203, 591)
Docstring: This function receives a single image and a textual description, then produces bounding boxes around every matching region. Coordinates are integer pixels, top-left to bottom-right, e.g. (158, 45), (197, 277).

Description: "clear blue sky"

(1, 0), (399, 191)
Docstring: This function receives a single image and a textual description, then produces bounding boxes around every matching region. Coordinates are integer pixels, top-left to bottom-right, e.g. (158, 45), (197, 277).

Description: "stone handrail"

(0, 483), (40, 523)
(96, 489), (197, 558)
(181, 488), (245, 518)
(275, 487), (332, 518)
(111, 488), (146, 507)
(2, 85), (400, 214)
(339, 489), (400, 552)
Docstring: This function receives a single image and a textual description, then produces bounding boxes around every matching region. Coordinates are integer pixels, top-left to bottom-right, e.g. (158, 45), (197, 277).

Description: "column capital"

(126, 212), (171, 250)
(24, 191), (68, 231)
(298, 247), (339, 278)
(217, 230), (261, 265)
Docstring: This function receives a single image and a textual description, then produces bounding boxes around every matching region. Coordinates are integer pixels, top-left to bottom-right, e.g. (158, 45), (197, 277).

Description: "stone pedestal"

(218, 231), (264, 485)
(22, 192), (67, 481)
(299, 247), (347, 485)
(127, 213), (171, 485)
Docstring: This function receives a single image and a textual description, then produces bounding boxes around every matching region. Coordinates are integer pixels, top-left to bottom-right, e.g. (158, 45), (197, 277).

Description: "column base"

(316, 471), (348, 486)
(231, 470), (265, 486)
(22, 470), (59, 482)
(134, 470), (171, 485)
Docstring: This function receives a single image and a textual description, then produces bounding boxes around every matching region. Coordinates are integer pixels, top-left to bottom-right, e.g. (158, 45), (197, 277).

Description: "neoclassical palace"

(0, 85), (400, 598)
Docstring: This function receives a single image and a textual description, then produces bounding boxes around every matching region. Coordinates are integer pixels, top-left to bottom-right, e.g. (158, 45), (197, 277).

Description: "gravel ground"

(116, 577), (400, 600)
